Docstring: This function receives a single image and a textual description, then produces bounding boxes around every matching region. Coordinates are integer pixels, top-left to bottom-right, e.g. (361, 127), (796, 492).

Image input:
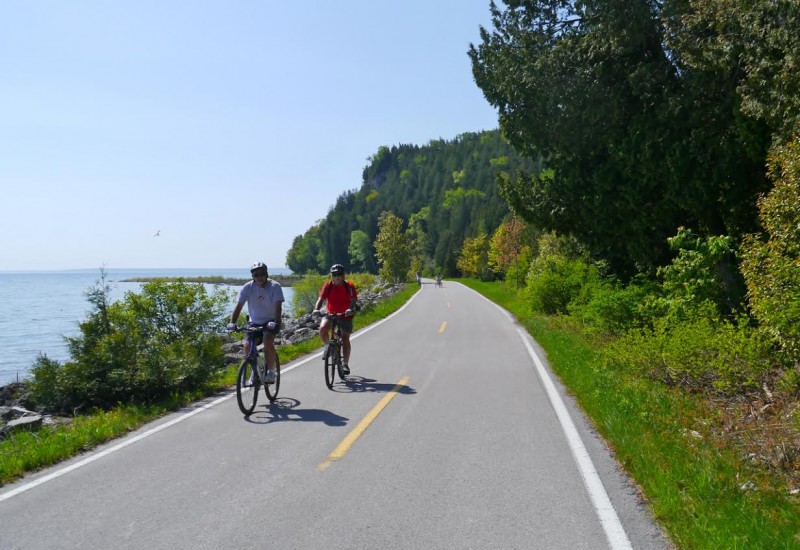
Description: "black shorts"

(246, 322), (279, 346)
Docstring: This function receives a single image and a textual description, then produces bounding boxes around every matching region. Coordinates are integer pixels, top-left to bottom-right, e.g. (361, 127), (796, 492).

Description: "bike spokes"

(236, 358), (259, 415)
(324, 343), (337, 389)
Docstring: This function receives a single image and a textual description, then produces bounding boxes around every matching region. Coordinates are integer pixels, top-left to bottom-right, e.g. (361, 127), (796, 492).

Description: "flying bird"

(154, 230), (160, 237)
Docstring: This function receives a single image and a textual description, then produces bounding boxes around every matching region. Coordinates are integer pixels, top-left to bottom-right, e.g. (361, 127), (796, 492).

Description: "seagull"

(154, 230), (160, 237)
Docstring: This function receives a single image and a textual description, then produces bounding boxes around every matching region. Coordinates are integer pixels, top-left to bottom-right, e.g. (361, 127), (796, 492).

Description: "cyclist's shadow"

(332, 376), (417, 395)
(245, 397), (348, 426)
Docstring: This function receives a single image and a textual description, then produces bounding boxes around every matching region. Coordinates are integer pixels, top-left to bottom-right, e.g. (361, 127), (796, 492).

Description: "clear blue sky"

(0, 1), (500, 272)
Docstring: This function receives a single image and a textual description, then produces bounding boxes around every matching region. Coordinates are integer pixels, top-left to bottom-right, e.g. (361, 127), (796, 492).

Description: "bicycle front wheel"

(264, 353), (280, 402)
(336, 352), (346, 381)
(324, 344), (337, 389)
(236, 358), (259, 415)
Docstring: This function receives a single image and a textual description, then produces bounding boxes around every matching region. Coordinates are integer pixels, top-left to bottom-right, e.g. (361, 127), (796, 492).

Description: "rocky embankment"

(0, 382), (71, 438)
(1, 283), (404, 437)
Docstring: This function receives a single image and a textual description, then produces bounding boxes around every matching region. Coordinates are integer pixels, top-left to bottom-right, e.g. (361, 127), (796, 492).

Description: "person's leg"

(318, 318), (331, 344)
(263, 332), (277, 382)
(264, 333), (277, 371)
(342, 332), (351, 364)
(341, 331), (352, 375)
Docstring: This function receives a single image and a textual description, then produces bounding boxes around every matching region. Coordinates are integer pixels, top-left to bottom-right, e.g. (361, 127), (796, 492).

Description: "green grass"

(0, 283), (417, 487)
(460, 279), (800, 549)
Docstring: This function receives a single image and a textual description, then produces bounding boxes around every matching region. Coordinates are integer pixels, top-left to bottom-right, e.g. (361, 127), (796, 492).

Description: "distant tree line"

(285, 130), (538, 277)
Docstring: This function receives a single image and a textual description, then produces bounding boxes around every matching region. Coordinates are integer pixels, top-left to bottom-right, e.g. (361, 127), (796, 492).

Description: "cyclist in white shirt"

(227, 262), (283, 383)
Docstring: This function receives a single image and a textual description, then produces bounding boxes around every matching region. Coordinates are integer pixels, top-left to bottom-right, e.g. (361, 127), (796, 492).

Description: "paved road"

(0, 281), (671, 549)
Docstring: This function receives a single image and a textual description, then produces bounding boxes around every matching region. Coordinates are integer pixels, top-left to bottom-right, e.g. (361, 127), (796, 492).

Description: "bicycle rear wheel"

(264, 353), (280, 402)
(236, 358), (259, 415)
(324, 344), (337, 389)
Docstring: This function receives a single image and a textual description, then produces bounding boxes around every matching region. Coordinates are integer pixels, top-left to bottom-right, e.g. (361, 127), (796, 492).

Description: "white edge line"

(0, 286), (424, 503)
(460, 282), (632, 550)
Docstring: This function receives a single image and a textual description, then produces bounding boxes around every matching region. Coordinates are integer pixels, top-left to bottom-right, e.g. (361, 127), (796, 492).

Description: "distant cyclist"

(312, 264), (358, 375)
(227, 262), (284, 383)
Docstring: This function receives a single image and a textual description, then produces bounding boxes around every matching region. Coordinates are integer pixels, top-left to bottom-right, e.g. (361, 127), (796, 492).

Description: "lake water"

(0, 268), (294, 386)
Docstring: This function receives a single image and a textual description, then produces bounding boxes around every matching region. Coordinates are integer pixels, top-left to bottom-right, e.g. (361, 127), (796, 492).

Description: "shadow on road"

(244, 397), (348, 426)
(330, 375), (417, 395)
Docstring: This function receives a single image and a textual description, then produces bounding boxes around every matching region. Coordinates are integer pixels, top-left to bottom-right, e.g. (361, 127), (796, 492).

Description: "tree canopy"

(286, 130), (537, 276)
(467, 0), (791, 278)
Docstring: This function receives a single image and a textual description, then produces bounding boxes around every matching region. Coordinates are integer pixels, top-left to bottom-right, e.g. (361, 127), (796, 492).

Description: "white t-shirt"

(237, 280), (284, 324)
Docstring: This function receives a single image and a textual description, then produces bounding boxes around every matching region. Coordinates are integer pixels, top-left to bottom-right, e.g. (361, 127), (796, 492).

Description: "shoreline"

(121, 274), (302, 286)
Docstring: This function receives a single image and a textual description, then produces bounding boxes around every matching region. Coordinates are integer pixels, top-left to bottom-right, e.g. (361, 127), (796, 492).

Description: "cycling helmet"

(330, 264), (345, 276)
(250, 262), (268, 274)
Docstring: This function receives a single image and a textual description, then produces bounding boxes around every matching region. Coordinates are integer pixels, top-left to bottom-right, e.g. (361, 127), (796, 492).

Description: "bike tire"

(324, 344), (337, 389)
(264, 353), (281, 402)
(335, 348), (346, 380)
(236, 358), (259, 415)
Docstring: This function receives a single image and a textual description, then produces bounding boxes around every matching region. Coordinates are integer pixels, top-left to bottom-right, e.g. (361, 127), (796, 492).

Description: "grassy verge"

(0, 283), (417, 487)
(460, 279), (800, 549)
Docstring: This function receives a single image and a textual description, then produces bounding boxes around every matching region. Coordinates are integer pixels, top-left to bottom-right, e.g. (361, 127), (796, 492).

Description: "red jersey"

(320, 280), (357, 316)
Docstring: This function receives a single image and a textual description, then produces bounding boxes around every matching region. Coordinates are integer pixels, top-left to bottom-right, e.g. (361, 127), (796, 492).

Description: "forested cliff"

(285, 130), (536, 276)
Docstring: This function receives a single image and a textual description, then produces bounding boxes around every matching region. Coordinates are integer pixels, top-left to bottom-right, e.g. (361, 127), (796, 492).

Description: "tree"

(469, 0), (772, 279)
(741, 136), (800, 362)
(488, 216), (532, 281)
(673, 0), (800, 144)
(286, 227), (324, 274)
(457, 233), (490, 278)
(374, 211), (412, 283)
(407, 207), (431, 274)
(284, 130), (535, 276)
(348, 230), (374, 272)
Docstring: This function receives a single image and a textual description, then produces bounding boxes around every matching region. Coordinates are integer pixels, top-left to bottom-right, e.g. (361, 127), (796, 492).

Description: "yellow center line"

(438, 321), (447, 333)
(318, 376), (410, 472)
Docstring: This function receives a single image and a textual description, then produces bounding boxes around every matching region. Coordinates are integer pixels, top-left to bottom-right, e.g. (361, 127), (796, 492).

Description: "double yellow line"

(318, 376), (410, 471)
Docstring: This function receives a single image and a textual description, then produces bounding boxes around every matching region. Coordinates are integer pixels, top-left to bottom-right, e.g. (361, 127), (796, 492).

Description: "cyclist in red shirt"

(312, 264), (358, 375)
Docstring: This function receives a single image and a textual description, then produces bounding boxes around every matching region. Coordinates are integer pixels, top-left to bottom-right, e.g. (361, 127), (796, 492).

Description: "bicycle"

(320, 312), (348, 389)
(231, 324), (281, 414)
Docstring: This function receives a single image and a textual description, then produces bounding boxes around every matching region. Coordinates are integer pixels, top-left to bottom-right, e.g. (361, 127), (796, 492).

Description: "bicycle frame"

(233, 324), (281, 413)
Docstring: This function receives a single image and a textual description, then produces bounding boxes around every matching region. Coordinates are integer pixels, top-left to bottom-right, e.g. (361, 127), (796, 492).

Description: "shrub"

(569, 278), (655, 334)
(30, 274), (230, 413)
(604, 316), (774, 395)
(291, 272), (377, 315)
(654, 227), (739, 324)
(525, 254), (601, 315)
(741, 136), (800, 363)
(291, 272), (328, 315)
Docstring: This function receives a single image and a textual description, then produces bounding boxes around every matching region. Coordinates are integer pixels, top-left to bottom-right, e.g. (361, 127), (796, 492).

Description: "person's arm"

(229, 302), (244, 326)
(313, 284), (326, 312)
(349, 283), (358, 311)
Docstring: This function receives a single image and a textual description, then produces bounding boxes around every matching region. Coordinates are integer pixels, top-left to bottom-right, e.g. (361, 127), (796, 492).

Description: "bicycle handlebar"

(228, 324), (271, 334)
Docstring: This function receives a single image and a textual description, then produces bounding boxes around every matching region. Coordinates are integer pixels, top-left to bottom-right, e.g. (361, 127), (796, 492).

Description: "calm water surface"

(0, 268), (293, 386)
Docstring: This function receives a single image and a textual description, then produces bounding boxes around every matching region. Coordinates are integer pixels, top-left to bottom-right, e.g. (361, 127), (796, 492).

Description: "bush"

(655, 227), (740, 323)
(290, 272), (377, 315)
(291, 272), (328, 315)
(741, 136), (800, 363)
(569, 278), (655, 334)
(30, 274), (231, 413)
(604, 316), (774, 395)
(525, 253), (601, 315)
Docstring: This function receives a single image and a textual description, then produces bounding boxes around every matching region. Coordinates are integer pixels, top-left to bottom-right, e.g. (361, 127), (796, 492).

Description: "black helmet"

(250, 262), (267, 274)
(330, 264), (345, 276)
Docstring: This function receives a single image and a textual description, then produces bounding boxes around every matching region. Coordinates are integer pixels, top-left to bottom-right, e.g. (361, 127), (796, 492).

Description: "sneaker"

(342, 363), (350, 376)
(266, 368), (277, 384)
